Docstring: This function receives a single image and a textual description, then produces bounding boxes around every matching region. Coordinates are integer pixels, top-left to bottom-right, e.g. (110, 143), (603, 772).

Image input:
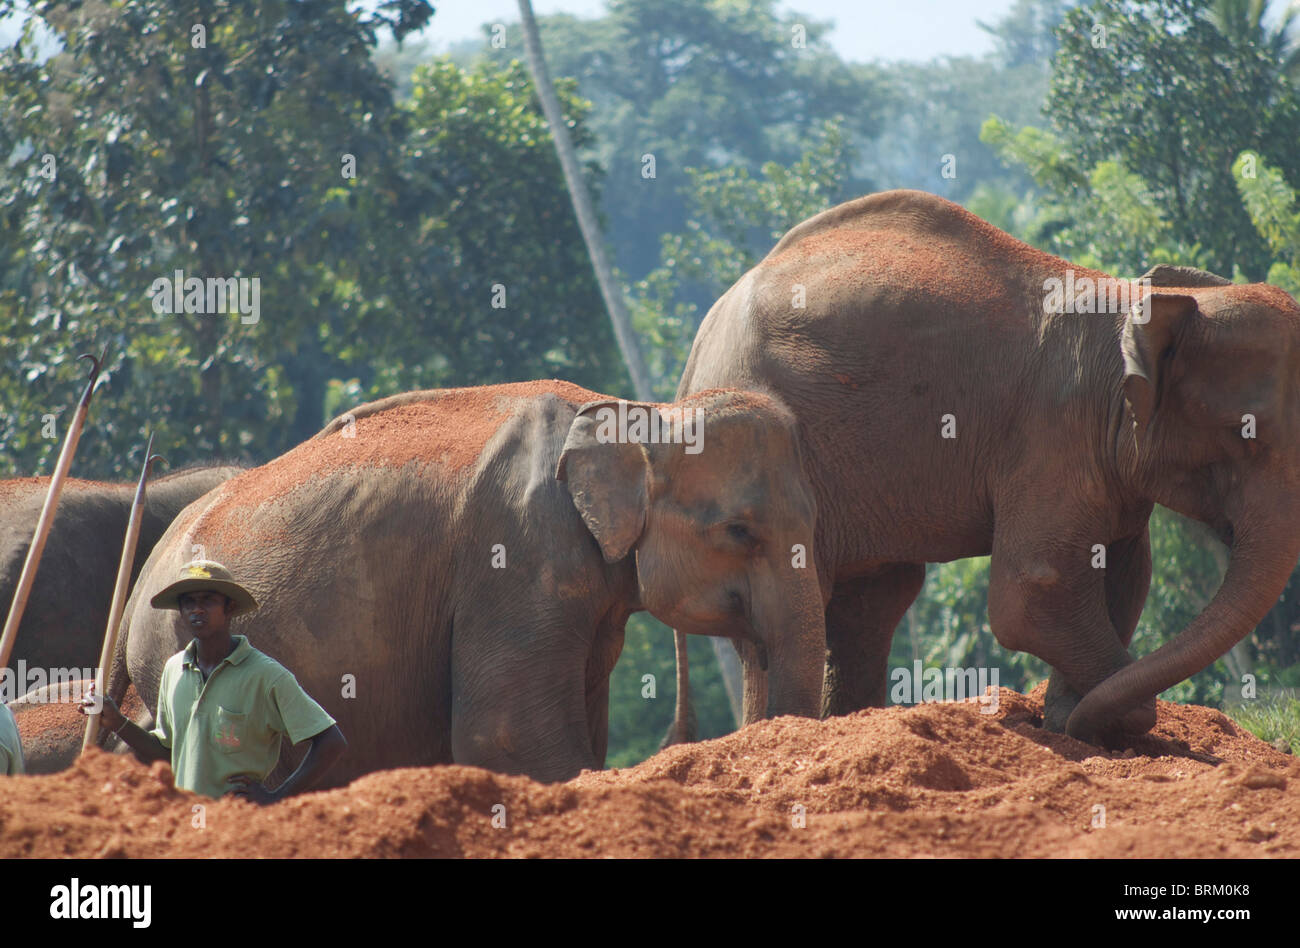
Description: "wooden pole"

(0, 345), (108, 672)
(82, 433), (163, 752)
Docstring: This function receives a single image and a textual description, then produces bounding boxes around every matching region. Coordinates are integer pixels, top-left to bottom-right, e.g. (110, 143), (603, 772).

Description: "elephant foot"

(1044, 672), (1157, 743)
(821, 662), (886, 718)
(1064, 697), (1158, 747)
(1041, 672), (1080, 733)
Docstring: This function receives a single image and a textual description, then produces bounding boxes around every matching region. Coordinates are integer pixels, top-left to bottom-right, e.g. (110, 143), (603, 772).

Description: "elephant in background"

(6, 679), (146, 774)
(671, 188), (1300, 743)
(107, 381), (824, 785)
(1, 464), (244, 672)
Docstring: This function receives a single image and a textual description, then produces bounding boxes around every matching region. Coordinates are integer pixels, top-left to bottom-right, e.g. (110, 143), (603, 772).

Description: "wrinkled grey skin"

(0, 465), (244, 672)
(671, 189), (1300, 744)
(107, 383), (823, 785)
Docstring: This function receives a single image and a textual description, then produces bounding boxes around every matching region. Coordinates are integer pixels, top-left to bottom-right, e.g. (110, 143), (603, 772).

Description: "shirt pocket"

(213, 706), (249, 755)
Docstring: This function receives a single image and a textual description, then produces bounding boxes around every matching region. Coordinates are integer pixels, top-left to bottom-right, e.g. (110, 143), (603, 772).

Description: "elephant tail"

(658, 630), (698, 749)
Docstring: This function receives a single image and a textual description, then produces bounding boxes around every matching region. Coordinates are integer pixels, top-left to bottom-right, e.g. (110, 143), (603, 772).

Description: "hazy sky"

(0, 1), (1020, 63)
(425, 0), (1017, 62)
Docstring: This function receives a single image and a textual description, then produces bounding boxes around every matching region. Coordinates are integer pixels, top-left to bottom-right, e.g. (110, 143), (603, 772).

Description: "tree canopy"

(1, 0), (624, 477)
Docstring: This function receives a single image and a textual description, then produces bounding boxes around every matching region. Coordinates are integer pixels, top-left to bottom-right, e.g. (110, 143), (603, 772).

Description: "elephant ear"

(1138, 264), (1232, 288)
(555, 399), (650, 564)
(1121, 293), (1200, 447)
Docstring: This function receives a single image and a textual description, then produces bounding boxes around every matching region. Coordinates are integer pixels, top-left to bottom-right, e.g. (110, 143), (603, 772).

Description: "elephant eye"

(725, 522), (760, 550)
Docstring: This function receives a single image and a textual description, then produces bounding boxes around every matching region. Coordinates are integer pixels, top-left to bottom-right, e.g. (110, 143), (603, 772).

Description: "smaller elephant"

(7, 680), (146, 774)
(0, 464), (244, 673)
(110, 381), (825, 784)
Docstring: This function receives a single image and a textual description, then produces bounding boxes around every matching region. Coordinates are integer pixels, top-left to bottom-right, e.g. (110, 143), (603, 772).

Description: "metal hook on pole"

(0, 343), (111, 672)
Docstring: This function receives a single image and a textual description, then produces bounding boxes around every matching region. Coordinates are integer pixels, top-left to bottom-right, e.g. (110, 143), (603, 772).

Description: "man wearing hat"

(82, 560), (345, 803)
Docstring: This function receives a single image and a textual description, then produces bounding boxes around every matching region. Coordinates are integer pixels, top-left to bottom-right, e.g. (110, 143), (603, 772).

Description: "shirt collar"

(182, 634), (252, 669)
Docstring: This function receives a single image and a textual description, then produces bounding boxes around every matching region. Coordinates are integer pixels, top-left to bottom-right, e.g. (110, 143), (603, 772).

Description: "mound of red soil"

(1, 684), (1294, 858)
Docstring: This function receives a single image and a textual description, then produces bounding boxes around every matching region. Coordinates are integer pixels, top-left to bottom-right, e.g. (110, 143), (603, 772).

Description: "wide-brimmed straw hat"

(149, 560), (259, 616)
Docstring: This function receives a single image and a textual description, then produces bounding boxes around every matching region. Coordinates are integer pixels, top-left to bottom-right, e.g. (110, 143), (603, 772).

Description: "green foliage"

(348, 56), (629, 399)
(863, 57), (1047, 206)
(605, 613), (732, 768)
(1207, 0), (1300, 83)
(977, 0), (1079, 68)
(1225, 695), (1300, 752)
(889, 558), (1049, 700)
(0, 0), (409, 472)
(0, 2), (625, 480)
(979, 116), (1207, 274)
(1234, 150), (1300, 296)
(446, 0), (886, 284)
(1048, 0), (1300, 279)
(862, 0), (1074, 204)
(630, 119), (855, 396)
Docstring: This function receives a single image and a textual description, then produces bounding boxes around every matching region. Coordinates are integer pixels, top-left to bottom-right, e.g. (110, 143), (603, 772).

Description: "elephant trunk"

(1067, 508), (1300, 739)
(742, 565), (826, 725)
(739, 638), (768, 726)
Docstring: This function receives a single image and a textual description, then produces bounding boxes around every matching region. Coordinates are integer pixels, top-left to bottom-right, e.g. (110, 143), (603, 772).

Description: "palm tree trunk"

(514, 0), (654, 400)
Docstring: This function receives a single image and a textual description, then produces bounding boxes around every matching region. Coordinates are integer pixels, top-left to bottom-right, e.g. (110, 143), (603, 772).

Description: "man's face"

(177, 590), (234, 639)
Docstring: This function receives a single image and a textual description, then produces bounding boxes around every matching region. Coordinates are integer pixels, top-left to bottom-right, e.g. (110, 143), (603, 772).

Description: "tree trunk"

(514, 0), (654, 401)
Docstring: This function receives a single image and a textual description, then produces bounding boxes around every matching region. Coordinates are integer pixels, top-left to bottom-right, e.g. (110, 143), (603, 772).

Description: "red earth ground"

(1, 683), (1294, 857)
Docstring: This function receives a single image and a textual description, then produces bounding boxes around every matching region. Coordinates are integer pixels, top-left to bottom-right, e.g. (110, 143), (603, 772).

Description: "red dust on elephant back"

(194, 380), (605, 537)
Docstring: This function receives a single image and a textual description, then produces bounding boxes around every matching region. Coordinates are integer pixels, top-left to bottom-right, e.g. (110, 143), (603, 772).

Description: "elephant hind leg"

(822, 564), (926, 717)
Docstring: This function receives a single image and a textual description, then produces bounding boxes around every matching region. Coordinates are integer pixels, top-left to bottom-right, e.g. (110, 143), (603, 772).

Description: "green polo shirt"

(149, 635), (335, 799)
(0, 702), (23, 776)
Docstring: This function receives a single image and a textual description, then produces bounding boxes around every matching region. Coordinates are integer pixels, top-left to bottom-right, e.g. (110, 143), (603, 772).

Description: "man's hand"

(78, 683), (169, 764)
(78, 682), (123, 731)
(226, 774), (279, 806)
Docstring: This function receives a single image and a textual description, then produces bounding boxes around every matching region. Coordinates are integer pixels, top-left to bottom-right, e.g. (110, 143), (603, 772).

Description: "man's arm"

(228, 724), (346, 804)
(78, 691), (170, 765)
(110, 717), (172, 765)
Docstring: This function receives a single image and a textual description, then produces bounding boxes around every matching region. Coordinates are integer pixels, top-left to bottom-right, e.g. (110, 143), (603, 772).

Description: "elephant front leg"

(989, 535), (1155, 742)
(1042, 530), (1153, 732)
(822, 564), (926, 717)
(583, 615), (626, 768)
(451, 618), (600, 783)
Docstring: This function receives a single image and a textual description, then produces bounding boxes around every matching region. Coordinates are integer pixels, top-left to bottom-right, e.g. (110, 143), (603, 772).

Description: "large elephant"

(671, 188), (1300, 743)
(106, 381), (823, 785)
(1, 464), (243, 672)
